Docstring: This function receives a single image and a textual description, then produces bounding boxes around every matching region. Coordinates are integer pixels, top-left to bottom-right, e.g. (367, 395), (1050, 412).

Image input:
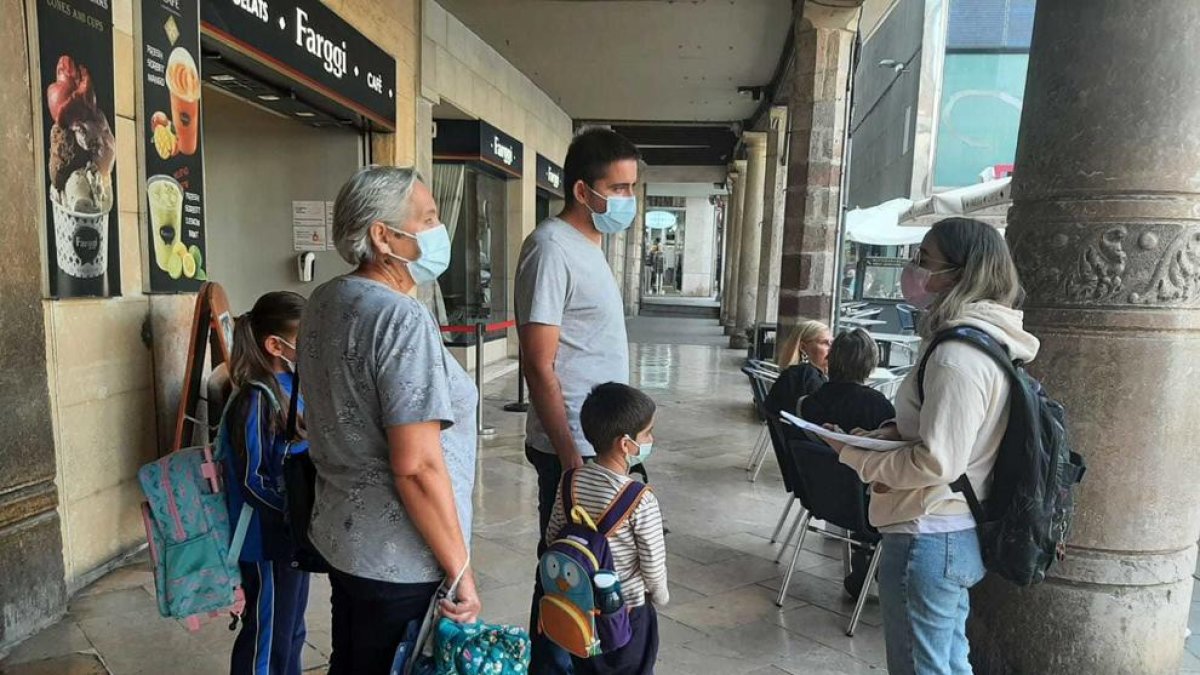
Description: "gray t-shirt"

(515, 217), (628, 457)
(299, 275), (477, 583)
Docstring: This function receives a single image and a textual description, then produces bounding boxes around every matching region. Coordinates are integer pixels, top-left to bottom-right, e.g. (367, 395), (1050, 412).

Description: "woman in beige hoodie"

(826, 218), (1034, 675)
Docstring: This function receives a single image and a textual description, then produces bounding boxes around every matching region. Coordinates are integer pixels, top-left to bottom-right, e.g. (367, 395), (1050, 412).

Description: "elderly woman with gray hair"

(298, 166), (480, 674)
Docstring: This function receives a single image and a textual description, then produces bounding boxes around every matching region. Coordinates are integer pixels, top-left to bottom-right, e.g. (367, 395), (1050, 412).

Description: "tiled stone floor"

(3, 319), (1199, 674)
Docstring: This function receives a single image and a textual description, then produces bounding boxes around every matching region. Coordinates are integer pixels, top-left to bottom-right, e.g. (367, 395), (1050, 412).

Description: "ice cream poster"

(37, 0), (121, 298)
(138, 0), (206, 292)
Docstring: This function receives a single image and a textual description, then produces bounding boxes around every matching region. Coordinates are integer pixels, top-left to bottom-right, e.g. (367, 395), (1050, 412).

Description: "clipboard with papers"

(779, 411), (914, 452)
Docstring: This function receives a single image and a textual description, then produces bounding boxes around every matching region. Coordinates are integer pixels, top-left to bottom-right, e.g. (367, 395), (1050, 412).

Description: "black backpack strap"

(916, 326), (1017, 403)
(917, 326), (1020, 523)
(286, 369), (300, 442)
(949, 475), (987, 524)
(597, 480), (650, 536)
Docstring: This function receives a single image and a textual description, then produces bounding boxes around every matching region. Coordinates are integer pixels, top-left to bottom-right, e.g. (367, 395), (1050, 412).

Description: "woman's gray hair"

(332, 165), (424, 266)
(919, 218), (1024, 337)
(827, 329), (878, 384)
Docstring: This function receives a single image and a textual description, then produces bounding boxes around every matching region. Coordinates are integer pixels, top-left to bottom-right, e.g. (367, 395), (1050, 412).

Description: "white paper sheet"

(780, 411), (914, 452)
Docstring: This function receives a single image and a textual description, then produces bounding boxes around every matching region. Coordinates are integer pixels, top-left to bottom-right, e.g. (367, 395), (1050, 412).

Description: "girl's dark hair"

(827, 329), (878, 384)
(229, 291), (306, 436)
(580, 383), (656, 455)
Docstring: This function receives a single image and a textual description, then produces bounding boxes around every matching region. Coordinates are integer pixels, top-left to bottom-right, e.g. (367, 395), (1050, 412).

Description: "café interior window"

(432, 163), (508, 323)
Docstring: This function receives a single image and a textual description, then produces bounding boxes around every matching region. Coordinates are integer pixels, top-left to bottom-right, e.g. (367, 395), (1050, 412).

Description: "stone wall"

(0, 0), (66, 649)
(0, 0), (423, 649)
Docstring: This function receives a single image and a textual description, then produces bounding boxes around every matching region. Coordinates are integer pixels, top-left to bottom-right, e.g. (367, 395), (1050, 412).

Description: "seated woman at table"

(764, 320), (831, 418)
(799, 328), (896, 601)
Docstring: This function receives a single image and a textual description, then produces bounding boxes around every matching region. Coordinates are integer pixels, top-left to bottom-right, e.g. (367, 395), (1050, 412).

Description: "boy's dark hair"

(562, 128), (641, 205)
(580, 382), (656, 454)
(827, 328), (879, 384)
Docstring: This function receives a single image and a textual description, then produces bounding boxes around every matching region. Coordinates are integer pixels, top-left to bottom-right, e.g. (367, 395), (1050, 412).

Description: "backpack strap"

(226, 503), (254, 566)
(597, 480), (650, 536)
(285, 369), (300, 443)
(916, 326), (1017, 403)
(560, 467), (579, 514)
(916, 326), (1018, 524)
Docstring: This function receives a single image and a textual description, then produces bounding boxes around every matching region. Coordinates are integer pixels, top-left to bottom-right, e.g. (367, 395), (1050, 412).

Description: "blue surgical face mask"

(586, 187), (637, 234)
(387, 224), (451, 285)
(624, 434), (654, 467)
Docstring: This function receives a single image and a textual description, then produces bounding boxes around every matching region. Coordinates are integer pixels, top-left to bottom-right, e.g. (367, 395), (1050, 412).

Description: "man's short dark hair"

(562, 128), (641, 205)
(580, 382), (656, 454)
(827, 329), (879, 384)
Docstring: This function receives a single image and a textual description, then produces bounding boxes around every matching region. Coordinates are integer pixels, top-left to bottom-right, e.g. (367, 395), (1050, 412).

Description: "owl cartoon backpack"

(538, 468), (649, 658)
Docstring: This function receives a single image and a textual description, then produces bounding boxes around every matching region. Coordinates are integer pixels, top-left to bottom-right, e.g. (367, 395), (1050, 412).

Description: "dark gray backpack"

(918, 326), (1086, 586)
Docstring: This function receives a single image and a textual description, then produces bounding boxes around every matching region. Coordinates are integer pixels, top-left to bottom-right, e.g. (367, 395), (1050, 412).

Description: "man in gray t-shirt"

(515, 127), (641, 674)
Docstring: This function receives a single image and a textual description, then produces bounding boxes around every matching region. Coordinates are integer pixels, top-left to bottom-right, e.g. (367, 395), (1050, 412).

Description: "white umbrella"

(844, 198), (930, 245)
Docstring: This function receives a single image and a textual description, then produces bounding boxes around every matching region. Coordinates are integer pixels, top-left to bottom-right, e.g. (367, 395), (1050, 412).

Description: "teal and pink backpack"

(138, 442), (249, 630)
(136, 382), (283, 630)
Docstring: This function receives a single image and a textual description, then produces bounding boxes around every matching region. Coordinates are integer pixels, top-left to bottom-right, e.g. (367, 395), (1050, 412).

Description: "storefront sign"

(139, 0), (207, 292)
(37, 0), (122, 298)
(433, 120), (524, 179)
(536, 154), (564, 197)
(201, 0), (397, 129)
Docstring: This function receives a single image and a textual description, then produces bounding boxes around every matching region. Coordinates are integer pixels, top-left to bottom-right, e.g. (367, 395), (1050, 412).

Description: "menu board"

(36, 0), (122, 298)
(138, 0), (207, 292)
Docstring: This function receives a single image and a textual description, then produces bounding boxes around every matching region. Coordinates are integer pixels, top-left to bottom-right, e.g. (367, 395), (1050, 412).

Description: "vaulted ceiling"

(435, 0), (794, 124)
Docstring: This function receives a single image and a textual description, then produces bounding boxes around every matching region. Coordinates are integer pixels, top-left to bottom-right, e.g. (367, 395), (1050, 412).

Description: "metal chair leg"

(774, 507), (806, 563)
(842, 541), (852, 579)
(745, 425), (767, 471)
(749, 445), (770, 482)
(769, 497), (796, 543)
(776, 512), (812, 607)
(846, 542), (884, 637)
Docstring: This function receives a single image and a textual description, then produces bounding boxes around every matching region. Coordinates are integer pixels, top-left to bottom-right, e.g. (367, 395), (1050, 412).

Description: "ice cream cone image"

(46, 55), (115, 280)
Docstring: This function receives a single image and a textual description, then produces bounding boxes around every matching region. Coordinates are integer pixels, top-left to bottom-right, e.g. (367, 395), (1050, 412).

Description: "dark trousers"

(231, 560), (310, 675)
(328, 569), (439, 675)
(526, 446), (576, 675)
(570, 605), (659, 675)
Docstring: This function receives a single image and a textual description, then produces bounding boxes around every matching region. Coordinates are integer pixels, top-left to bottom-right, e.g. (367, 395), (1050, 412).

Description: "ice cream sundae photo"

(46, 54), (116, 280)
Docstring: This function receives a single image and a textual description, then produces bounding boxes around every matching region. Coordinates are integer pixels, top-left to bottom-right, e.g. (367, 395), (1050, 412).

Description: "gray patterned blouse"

(299, 275), (477, 583)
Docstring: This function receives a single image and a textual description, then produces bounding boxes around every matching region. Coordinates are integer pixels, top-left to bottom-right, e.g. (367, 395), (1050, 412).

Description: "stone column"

(968, 2), (1200, 673)
(776, 7), (856, 336)
(622, 183), (646, 316)
(723, 160), (748, 334)
(756, 106), (789, 325)
(731, 133), (768, 348)
(718, 169), (737, 323)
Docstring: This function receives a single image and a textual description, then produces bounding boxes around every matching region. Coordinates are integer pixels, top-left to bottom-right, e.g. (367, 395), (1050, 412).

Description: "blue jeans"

(878, 530), (986, 675)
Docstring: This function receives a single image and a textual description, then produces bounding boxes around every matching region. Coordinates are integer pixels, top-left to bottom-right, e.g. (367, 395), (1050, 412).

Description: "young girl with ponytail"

(219, 291), (310, 675)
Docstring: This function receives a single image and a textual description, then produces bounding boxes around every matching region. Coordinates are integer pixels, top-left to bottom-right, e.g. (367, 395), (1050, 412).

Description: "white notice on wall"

(293, 200), (327, 252)
(325, 201), (335, 251)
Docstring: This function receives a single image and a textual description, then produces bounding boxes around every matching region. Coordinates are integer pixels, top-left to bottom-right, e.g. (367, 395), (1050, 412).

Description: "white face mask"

(274, 336), (297, 372)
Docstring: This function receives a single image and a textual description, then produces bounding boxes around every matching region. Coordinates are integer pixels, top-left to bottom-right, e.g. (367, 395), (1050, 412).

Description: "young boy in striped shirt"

(545, 382), (669, 675)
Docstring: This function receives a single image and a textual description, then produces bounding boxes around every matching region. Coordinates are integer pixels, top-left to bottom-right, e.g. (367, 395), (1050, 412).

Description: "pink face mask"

(900, 263), (937, 309)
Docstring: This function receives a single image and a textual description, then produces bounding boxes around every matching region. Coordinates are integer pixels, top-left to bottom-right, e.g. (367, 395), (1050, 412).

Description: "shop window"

(433, 163), (508, 323)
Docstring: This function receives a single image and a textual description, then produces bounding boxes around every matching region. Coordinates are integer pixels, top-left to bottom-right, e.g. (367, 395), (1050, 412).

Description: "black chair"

(742, 364), (777, 482)
(742, 366), (798, 543)
(896, 303), (918, 334)
(775, 437), (883, 637)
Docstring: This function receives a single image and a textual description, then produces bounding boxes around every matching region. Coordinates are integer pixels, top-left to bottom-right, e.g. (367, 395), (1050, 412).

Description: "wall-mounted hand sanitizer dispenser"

(297, 252), (316, 283)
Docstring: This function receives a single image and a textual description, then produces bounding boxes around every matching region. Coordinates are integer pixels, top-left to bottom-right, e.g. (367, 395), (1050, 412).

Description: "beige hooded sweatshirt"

(839, 301), (1039, 529)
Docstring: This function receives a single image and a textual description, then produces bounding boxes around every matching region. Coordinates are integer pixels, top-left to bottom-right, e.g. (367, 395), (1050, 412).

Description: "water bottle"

(594, 571), (624, 615)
